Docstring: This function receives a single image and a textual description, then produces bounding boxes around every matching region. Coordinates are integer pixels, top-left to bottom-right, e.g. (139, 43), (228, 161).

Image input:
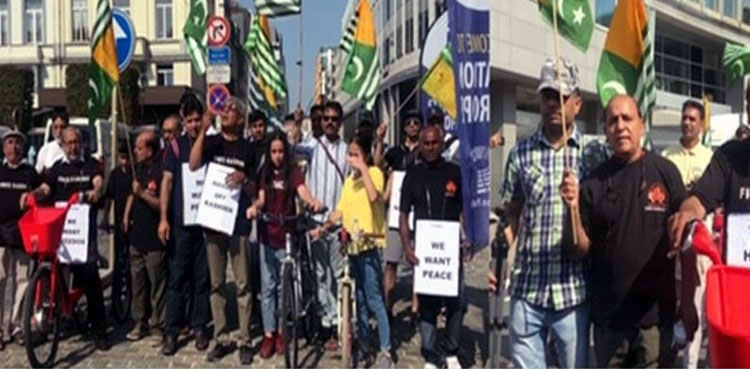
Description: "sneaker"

(275, 333), (285, 355)
(259, 335), (275, 359)
(206, 342), (232, 362)
(10, 326), (23, 346)
(239, 344), (253, 365)
(375, 351), (394, 369)
(194, 330), (209, 351)
(94, 333), (111, 351)
(446, 355), (461, 369)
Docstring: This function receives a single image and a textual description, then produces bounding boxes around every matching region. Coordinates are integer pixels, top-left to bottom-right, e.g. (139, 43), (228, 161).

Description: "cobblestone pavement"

(0, 241), (499, 368)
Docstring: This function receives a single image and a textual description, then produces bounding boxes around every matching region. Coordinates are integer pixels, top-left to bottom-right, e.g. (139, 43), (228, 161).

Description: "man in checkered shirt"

(493, 57), (607, 368)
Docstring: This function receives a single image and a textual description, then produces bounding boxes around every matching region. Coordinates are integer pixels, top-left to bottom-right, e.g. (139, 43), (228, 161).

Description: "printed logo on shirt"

(57, 175), (90, 184)
(645, 182), (668, 212)
(214, 156), (245, 169)
(445, 180), (458, 197)
(740, 187), (750, 201)
(272, 179), (285, 190)
(0, 181), (30, 190)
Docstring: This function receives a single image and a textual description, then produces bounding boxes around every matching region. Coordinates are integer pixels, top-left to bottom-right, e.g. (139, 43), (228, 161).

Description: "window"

(418, 0), (428, 44)
(705, 0), (719, 11)
(25, 0), (44, 44)
(156, 0), (173, 39)
(655, 35), (725, 103)
(743, 0), (750, 24)
(114, 0), (130, 15)
(596, 0), (617, 26)
(396, 25), (402, 58)
(0, 0), (8, 46)
(383, 35), (391, 65)
(725, 0), (737, 17)
(386, 0), (392, 20)
(156, 64), (174, 86)
(435, 0), (446, 16)
(405, 0), (414, 53)
(72, 0), (88, 42)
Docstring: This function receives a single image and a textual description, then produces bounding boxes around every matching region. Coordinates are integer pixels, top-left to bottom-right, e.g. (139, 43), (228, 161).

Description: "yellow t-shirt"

(661, 143), (713, 189)
(337, 166), (387, 254)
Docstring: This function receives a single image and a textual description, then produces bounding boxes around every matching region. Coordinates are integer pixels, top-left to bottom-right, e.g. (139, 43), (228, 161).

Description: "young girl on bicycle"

(314, 131), (393, 367)
(246, 131), (322, 359)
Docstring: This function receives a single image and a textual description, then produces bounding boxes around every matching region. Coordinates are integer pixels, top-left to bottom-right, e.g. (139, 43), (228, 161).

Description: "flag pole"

(117, 84), (136, 178)
(299, 9), (304, 109)
(550, 0), (580, 244)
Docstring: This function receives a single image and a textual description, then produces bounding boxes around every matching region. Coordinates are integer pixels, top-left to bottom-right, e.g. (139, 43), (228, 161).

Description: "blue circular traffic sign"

(112, 9), (136, 72)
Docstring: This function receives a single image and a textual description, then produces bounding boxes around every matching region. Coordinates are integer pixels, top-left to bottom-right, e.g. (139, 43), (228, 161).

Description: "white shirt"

(35, 140), (65, 173)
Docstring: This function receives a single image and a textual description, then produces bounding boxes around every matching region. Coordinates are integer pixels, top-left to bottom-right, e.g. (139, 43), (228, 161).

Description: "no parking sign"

(207, 84), (231, 114)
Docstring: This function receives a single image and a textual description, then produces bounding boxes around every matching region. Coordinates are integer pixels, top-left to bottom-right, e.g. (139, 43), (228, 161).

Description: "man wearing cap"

(36, 111), (68, 174)
(494, 58), (607, 368)
(0, 130), (44, 349)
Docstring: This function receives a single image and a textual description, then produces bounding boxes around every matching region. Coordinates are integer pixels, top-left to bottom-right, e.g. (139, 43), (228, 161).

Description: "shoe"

(423, 363), (439, 369)
(0, 331), (5, 351)
(180, 325), (191, 337)
(126, 326), (148, 341)
(259, 335), (275, 359)
(446, 355), (461, 369)
(275, 333), (285, 355)
(162, 335), (177, 356)
(324, 335), (339, 352)
(206, 342), (232, 362)
(239, 344), (253, 365)
(376, 351), (394, 369)
(95, 333), (112, 351)
(194, 330), (209, 351)
(11, 328), (24, 346)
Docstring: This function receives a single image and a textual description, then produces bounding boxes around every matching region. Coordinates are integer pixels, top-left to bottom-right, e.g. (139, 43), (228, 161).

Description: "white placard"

(727, 213), (750, 267)
(196, 163), (240, 235)
(57, 203), (90, 264)
(414, 220), (460, 297)
(182, 163), (206, 225)
(388, 171), (414, 230)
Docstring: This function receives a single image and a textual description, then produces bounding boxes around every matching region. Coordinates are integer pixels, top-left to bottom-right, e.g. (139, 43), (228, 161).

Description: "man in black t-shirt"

(104, 146), (132, 271)
(38, 127), (110, 351)
(399, 125), (465, 368)
(0, 130), (43, 348)
(122, 130), (167, 342)
(189, 97), (256, 364)
(564, 95), (690, 367)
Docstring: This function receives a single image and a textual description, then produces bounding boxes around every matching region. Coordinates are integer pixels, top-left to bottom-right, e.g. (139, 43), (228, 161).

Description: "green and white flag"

(244, 16), (288, 98)
(339, 9), (359, 54)
(538, 0), (594, 52)
(723, 43), (750, 86)
(256, 0), (301, 17)
(184, 0), (208, 75)
(342, 0), (379, 109)
(89, 0), (119, 126)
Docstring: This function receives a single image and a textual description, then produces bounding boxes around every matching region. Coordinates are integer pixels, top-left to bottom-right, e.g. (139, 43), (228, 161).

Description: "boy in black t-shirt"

(123, 130), (167, 341)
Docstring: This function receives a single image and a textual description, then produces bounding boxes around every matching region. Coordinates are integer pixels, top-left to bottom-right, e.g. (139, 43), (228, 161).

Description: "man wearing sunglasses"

(296, 100), (350, 350)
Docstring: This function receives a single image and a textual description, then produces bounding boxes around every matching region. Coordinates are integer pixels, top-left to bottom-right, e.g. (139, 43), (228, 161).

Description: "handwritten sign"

(182, 163), (206, 226)
(414, 220), (460, 297)
(58, 204), (90, 264)
(388, 171), (414, 230)
(727, 213), (750, 267)
(196, 163), (240, 235)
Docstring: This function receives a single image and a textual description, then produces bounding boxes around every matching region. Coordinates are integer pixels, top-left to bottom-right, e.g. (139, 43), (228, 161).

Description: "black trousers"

(165, 225), (210, 337)
(71, 262), (106, 333)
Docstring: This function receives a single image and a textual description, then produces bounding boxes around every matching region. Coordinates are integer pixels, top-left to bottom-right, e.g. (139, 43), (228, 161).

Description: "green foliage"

(0, 66), (34, 131)
(66, 64), (141, 124)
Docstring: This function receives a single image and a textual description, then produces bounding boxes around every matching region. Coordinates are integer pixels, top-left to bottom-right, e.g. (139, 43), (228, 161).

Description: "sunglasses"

(322, 115), (340, 122)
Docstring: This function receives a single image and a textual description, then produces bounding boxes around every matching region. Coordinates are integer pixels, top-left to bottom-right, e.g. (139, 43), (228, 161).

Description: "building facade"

(0, 0), (254, 124)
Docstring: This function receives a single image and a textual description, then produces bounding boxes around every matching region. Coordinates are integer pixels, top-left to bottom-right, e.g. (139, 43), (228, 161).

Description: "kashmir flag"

(184, 0), (208, 75)
(255, 0), (301, 17)
(340, 9), (359, 54)
(88, 0), (120, 126)
(421, 46), (457, 119)
(342, 0), (379, 109)
(245, 16), (287, 98)
(538, 0), (594, 52)
(723, 43), (750, 86)
(596, 0), (656, 120)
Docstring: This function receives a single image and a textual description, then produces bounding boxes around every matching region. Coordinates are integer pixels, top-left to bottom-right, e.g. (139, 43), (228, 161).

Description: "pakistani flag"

(255, 0), (301, 17)
(88, 0), (120, 126)
(723, 43), (750, 86)
(184, 0), (208, 75)
(596, 0), (655, 119)
(538, 0), (594, 52)
(342, 0), (379, 109)
(244, 16), (287, 98)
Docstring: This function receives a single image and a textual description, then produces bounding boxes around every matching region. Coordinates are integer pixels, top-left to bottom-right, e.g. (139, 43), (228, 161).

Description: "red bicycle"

(18, 194), (88, 368)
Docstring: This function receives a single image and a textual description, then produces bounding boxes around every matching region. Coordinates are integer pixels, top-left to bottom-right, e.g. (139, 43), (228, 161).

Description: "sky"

(239, 0), (350, 109)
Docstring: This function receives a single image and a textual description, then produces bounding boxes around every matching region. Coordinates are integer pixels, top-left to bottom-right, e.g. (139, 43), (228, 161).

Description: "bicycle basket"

(18, 194), (77, 259)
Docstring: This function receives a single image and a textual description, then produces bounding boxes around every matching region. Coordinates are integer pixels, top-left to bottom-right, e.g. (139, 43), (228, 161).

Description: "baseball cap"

(2, 129), (26, 143)
(537, 57), (581, 96)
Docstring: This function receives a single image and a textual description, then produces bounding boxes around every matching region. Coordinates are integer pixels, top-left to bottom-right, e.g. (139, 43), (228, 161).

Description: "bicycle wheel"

(340, 283), (353, 369)
(111, 249), (131, 325)
(23, 265), (61, 369)
(280, 263), (299, 369)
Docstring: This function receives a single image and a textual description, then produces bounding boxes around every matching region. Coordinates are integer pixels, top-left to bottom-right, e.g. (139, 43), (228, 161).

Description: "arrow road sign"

(112, 9), (136, 72)
(208, 16), (231, 47)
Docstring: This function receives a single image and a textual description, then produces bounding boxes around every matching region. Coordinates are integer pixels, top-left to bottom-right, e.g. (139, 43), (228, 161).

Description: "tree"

(0, 66), (34, 132)
(66, 64), (141, 124)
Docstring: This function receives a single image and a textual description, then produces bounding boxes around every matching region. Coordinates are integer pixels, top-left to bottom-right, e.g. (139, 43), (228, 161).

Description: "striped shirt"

(499, 129), (607, 310)
(297, 135), (350, 222)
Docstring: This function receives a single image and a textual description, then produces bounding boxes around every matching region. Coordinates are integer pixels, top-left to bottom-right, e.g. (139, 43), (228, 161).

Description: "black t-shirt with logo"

(693, 140), (750, 215)
(130, 160), (163, 250)
(201, 134), (256, 236)
(0, 162), (41, 248)
(400, 159), (463, 227)
(580, 152), (686, 328)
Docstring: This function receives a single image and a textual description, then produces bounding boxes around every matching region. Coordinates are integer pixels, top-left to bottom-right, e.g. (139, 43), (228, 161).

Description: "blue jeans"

(418, 266), (465, 366)
(350, 250), (391, 351)
(509, 298), (590, 368)
(311, 232), (343, 328)
(260, 243), (285, 333)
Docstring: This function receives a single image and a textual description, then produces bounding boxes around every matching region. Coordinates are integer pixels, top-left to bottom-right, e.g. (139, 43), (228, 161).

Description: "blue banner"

(448, 0), (490, 248)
